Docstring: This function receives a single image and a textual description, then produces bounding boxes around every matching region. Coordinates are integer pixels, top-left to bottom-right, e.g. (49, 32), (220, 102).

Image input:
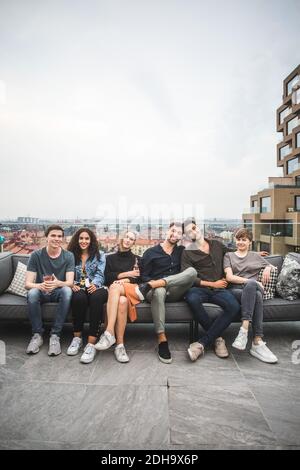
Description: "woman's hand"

(256, 281), (264, 290)
(72, 284), (81, 292)
(261, 266), (272, 285)
(126, 270), (140, 278)
(87, 283), (98, 294)
(113, 279), (130, 285)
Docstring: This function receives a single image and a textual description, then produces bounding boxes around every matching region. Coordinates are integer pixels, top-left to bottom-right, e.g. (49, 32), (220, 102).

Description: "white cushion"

(6, 261), (27, 298)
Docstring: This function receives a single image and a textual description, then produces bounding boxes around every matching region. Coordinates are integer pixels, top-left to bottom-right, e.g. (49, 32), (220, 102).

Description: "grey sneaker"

(80, 343), (97, 364)
(48, 334), (61, 356)
(26, 333), (43, 354)
(67, 337), (83, 356)
(94, 330), (116, 351)
(114, 344), (129, 363)
(187, 342), (204, 362)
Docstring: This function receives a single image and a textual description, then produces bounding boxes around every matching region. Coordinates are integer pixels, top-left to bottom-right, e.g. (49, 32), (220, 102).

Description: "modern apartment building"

(243, 65), (300, 254)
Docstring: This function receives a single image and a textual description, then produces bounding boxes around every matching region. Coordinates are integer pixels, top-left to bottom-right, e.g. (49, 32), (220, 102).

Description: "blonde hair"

(119, 231), (137, 251)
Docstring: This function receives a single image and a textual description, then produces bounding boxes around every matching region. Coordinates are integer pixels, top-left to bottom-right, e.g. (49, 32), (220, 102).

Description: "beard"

(167, 237), (178, 245)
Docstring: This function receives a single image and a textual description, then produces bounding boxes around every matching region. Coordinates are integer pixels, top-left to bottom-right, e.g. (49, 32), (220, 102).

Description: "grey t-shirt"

(223, 251), (270, 280)
(27, 248), (75, 283)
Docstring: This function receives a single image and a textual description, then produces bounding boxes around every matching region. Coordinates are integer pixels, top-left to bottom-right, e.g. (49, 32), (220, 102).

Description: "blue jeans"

(185, 287), (240, 347)
(27, 287), (72, 336)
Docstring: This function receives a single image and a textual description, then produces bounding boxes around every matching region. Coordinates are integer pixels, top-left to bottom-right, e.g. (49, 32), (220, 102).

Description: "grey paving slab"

(169, 385), (277, 447)
(241, 375), (300, 446)
(0, 341), (97, 383)
(90, 350), (168, 386)
(0, 381), (169, 446)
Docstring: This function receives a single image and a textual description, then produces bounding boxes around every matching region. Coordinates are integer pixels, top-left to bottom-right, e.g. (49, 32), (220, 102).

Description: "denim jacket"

(74, 251), (106, 287)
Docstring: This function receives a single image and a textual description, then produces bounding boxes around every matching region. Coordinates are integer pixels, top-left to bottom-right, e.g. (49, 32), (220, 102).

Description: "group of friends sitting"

(24, 219), (278, 365)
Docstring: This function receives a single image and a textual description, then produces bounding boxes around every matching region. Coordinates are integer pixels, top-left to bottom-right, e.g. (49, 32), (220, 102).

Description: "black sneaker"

(135, 282), (152, 301)
(158, 341), (172, 364)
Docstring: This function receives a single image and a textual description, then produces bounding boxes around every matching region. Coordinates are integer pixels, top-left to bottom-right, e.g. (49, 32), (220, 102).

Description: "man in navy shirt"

(140, 222), (196, 364)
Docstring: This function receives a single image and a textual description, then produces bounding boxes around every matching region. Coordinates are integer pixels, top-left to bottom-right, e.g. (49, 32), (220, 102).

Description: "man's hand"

(259, 251), (269, 257)
(43, 275), (60, 292)
(72, 284), (81, 292)
(212, 279), (228, 289)
(38, 283), (48, 293)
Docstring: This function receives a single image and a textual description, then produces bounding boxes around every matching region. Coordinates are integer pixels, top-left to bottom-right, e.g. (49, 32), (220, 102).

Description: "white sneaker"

(67, 337), (83, 356)
(26, 333), (43, 354)
(232, 327), (248, 350)
(114, 344), (129, 363)
(48, 334), (61, 356)
(94, 331), (116, 351)
(80, 343), (97, 364)
(250, 340), (278, 364)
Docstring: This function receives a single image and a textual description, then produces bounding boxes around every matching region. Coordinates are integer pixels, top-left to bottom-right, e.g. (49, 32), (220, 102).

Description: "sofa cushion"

(257, 266), (278, 300)
(6, 261), (27, 297)
(12, 254), (30, 274)
(276, 254), (300, 301)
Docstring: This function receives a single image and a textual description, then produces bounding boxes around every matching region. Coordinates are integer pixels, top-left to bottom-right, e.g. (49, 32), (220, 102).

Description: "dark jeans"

(185, 287), (240, 347)
(71, 287), (108, 338)
(27, 287), (72, 336)
(230, 280), (264, 337)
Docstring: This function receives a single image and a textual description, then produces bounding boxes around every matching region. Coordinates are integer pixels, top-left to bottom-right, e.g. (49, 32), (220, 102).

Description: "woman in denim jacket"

(66, 228), (107, 364)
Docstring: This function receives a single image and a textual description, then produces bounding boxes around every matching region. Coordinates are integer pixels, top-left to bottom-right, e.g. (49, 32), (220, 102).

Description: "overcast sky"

(0, 0), (300, 221)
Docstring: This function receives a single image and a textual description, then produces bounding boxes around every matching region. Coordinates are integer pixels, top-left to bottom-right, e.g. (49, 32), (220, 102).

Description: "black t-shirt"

(105, 250), (141, 286)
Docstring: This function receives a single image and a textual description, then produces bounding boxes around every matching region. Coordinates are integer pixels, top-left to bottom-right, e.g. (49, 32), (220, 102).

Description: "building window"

(279, 144), (292, 159)
(287, 117), (299, 135)
(243, 220), (252, 231)
(287, 75), (300, 95)
(260, 196), (271, 213)
(285, 220), (293, 237)
(292, 87), (300, 105)
(296, 176), (300, 187)
(261, 220), (293, 237)
(287, 156), (300, 174)
(296, 196), (300, 211)
(279, 107), (291, 124)
(297, 132), (300, 148)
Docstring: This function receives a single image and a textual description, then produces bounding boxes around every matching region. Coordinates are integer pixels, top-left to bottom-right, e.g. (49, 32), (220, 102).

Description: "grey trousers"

(230, 280), (264, 337)
(146, 267), (197, 334)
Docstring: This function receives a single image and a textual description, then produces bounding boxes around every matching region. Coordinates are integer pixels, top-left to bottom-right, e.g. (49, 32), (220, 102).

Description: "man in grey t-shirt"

(25, 225), (75, 356)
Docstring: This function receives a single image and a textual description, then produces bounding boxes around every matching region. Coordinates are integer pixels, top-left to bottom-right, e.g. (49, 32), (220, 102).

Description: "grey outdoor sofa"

(0, 252), (300, 342)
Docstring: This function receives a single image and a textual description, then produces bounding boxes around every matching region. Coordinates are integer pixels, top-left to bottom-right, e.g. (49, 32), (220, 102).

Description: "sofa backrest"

(12, 254), (30, 274)
(265, 254), (284, 273)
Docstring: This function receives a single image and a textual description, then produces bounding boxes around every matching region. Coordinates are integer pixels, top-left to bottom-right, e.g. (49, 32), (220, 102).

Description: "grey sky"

(0, 0), (300, 220)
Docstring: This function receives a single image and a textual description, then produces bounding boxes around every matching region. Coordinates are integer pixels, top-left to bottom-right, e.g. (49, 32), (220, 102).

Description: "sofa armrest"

(0, 252), (13, 294)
